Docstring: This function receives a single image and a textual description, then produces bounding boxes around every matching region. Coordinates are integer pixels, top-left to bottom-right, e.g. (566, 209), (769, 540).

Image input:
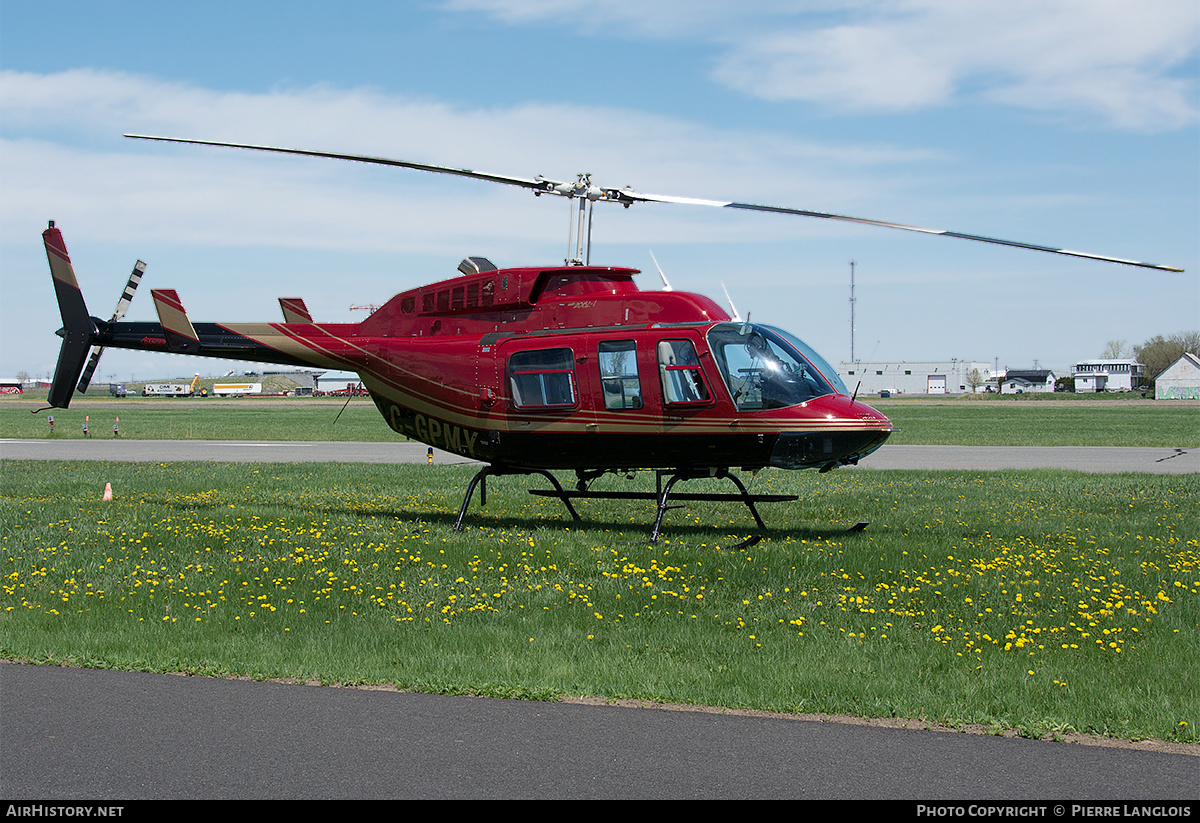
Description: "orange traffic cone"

(102, 482), (113, 501)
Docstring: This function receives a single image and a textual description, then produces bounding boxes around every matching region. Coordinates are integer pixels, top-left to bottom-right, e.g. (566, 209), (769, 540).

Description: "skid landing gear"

(646, 468), (777, 543)
(452, 464), (581, 531)
(454, 464), (796, 543)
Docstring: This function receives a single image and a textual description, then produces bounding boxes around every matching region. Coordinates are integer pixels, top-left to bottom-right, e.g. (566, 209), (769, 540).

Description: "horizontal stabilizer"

(279, 297), (313, 323)
(152, 289), (200, 352)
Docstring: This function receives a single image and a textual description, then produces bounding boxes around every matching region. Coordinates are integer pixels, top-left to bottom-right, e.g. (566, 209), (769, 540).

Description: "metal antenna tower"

(849, 260), (857, 363)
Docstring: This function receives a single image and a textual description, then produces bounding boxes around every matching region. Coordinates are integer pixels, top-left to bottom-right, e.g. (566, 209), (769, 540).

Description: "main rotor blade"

(124, 134), (1183, 273)
(124, 134), (568, 195)
(623, 192), (1184, 273)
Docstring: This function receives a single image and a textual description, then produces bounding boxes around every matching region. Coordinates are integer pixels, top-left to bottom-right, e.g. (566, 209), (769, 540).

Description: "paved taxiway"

(2, 662), (1196, 800)
(1, 438), (1195, 473)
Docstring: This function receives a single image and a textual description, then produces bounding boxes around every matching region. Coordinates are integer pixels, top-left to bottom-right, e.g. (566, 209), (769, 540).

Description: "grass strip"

(4, 400), (1196, 446)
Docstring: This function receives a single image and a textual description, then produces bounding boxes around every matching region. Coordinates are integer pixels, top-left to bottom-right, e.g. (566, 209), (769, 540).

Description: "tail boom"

(91, 320), (348, 370)
(43, 223), (367, 404)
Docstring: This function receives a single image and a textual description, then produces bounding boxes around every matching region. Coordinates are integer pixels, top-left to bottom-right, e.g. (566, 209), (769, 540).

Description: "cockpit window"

(758, 325), (848, 395)
(706, 323), (841, 410)
(657, 339), (712, 406)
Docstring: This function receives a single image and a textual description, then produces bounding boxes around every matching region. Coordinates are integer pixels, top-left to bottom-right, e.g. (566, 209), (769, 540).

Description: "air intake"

(458, 257), (497, 275)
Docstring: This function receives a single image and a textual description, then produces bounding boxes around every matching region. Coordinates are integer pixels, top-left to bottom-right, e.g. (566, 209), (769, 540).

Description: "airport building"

(998, 369), (1057, 394)
(837, 361), (994, 396)
(315, 372), (366, 394)
(1072, 359), (1143, 392)
(1154, 352), (1200, 400)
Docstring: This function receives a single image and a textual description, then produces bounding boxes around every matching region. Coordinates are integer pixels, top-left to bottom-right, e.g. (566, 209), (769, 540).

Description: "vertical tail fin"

(43, 222), (97, 409)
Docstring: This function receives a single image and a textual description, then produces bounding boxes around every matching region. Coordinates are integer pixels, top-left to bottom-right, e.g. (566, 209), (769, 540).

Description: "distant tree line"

(1134, 331), (1200, 388)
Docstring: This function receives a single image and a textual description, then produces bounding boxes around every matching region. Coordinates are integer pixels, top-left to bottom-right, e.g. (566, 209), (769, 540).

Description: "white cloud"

(714, 23), (957, 111)
(0, 68), (943, 257)
(446, 0), (1200, 130)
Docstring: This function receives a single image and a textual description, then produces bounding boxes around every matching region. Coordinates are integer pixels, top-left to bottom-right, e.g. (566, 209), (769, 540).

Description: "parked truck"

(142, 383), (191, 397)
(212, 382), (263, 397)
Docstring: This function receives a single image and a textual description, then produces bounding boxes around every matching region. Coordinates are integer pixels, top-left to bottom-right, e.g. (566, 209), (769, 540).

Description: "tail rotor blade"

(111, 260), (146, 322)
(76, 260), (147, 394)
(77, 347), (105, 394)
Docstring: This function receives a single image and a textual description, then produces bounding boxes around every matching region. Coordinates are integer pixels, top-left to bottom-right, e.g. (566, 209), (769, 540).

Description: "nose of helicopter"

(767, 394), (893, 471)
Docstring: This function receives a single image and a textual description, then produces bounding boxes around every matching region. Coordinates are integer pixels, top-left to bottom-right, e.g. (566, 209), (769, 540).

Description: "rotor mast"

(561, 173), (601, 265)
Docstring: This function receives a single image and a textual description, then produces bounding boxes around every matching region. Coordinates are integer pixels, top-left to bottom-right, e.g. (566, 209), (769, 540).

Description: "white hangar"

(837, 361), (994, 396)
(1154, 352), (1200, 400)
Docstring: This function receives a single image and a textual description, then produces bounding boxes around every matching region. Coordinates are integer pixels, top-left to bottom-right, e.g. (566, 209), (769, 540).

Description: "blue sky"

(2, 0), (1197, 383)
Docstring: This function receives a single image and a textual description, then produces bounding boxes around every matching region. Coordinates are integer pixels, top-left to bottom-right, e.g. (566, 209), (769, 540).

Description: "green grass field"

(2, 398), (1197, 446)
(1, 400), (390, 442)
(877, 401), (1199, 447)
(2, 459), (1197, 743)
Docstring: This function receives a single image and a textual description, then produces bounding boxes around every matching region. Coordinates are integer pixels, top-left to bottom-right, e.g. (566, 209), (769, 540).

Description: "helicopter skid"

(452, 464), (581, 533)
(459, 464), (797, 543)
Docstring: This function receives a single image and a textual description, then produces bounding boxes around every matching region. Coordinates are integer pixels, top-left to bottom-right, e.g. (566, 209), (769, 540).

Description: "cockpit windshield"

(706, 323), (846, 410)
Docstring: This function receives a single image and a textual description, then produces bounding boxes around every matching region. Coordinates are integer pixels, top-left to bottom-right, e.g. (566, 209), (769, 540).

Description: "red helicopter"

(40, 135), (1182, 542)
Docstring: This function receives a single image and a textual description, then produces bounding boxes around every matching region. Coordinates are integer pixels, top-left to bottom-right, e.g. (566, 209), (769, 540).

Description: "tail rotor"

(78, 259), (146, 393)
(41, 221), (147, 409)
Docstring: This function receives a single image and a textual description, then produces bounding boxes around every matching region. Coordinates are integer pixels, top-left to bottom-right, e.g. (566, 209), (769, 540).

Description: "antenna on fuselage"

(721, 282), (742, 322)
(649, 251), (673, 291)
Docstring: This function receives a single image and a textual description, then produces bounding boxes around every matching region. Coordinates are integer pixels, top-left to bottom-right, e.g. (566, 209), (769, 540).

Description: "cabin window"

(657, 339), (712, 406)
(509, 348), (577, 409)
(598, 340), (642, 410)
(400, 297), (416, 314)
(422, 293), (436, 313)
(437, 290), (450, 312)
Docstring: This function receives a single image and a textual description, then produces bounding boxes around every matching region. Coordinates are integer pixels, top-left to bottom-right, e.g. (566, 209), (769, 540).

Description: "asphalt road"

(2, 662), (1196, 801)
(1, 438), (1196, 473)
